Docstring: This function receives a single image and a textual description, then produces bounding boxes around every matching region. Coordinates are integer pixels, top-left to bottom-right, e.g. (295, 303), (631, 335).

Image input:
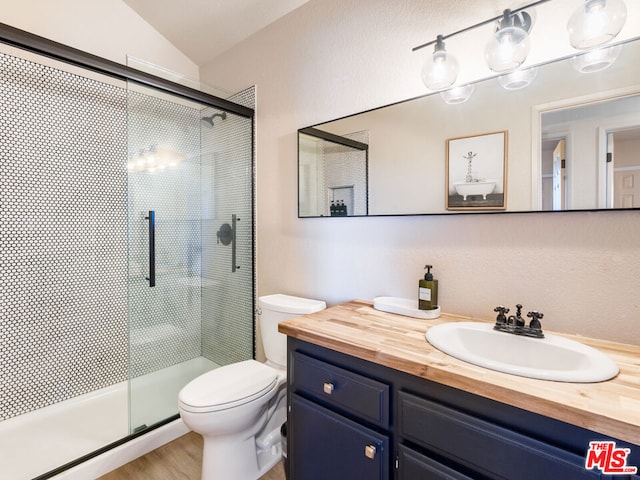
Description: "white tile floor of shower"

(0, 356), (217, 480)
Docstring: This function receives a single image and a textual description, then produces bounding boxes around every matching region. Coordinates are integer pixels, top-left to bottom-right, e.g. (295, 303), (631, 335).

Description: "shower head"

(200, 111), (227, 128)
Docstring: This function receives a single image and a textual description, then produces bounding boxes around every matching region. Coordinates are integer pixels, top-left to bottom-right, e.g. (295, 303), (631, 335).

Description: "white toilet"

(178, 294), (326, 480)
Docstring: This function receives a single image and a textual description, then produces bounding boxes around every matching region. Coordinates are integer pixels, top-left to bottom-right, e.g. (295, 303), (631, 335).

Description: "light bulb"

(440, 84), (475, 104)
(421, 35), (459, 91)
(567, 0), (627, 49)
(485, 10), (531, 73)
(497, 67), (538, 90)
(570, 43), (623, 73)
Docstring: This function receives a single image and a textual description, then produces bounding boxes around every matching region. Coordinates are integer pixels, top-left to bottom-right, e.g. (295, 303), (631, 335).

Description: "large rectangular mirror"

(298, 36), (640, 217)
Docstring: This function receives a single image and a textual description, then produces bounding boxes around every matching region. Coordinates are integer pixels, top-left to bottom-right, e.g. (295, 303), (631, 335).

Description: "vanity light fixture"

(412, 0), (549, 92)
(440, 84), (475, 104)
(421, 35), (459, 91)
(485, 9), (533, 73)
(567, 0), (627, 50)
(497, 66), (538, 90)
(412, 0), (626, 95)
(570, 43), (623, 73)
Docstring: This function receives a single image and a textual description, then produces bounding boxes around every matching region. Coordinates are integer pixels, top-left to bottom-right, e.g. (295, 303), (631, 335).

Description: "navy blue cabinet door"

(289, 394), (389, 480)
(397, 445), (474, 480)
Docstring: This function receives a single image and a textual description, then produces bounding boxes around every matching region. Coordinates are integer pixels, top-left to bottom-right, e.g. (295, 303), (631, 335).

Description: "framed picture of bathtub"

(446, 130), (508, 210)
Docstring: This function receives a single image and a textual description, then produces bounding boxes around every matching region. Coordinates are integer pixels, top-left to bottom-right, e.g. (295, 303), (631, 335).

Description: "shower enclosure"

(0, 25), (255, 479)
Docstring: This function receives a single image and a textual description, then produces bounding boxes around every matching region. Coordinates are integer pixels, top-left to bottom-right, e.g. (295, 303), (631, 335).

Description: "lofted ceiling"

(123, 0), (310, 66)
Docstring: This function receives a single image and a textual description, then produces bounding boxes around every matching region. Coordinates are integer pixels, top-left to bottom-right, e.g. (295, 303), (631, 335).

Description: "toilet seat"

(179, 360), (278, 413)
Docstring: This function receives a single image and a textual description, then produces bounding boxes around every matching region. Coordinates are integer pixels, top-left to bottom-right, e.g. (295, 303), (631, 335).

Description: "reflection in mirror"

(610, 127), (640, 208)
(540, 94), (640, 210)
(298, 37), (640, 217)
(445, 131), (508, 211)
(298, 127), (368, 217)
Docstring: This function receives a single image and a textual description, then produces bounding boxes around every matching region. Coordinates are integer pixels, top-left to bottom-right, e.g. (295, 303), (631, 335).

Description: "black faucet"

(493, 304), (544, 338)
(507, 304), (526, 327)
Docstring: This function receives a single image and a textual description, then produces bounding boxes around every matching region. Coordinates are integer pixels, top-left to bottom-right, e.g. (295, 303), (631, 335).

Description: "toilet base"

(256, 433), (284, 476)
(201, 429), (283, 480)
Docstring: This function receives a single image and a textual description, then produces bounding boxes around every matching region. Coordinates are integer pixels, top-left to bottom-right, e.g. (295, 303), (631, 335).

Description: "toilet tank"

(258, 294), (326, 368)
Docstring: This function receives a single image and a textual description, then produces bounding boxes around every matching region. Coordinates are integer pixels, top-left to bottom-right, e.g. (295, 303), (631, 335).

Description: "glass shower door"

(126, 81), (255, 432)
(127, 82), (211, 432)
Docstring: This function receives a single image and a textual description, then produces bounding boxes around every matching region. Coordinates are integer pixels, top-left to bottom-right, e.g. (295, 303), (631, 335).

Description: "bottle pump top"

(424, 265), (433, 281)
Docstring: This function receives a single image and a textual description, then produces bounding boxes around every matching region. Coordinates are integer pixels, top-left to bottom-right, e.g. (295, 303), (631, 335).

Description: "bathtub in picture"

(447, 180), (505, 210)
(454, 181), (496, 200)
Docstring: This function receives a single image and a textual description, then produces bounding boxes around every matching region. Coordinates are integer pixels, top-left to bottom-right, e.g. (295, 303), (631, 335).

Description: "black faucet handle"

(493, 305), (510, 324)
(527, 311), (544, 330)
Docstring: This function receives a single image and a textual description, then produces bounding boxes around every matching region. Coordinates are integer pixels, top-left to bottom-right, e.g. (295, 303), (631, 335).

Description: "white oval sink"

(426, 322), (619, 382)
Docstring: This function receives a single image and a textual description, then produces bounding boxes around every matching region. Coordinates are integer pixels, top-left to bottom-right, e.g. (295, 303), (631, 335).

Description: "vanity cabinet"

(287, 337), (639, 480)
(288, 350), (390, 479)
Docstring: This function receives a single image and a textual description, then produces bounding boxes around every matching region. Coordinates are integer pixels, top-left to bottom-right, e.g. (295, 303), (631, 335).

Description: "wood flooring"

(98, 432), (285, 480)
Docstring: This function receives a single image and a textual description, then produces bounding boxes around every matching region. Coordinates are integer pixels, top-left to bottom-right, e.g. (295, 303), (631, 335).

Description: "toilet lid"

(179, 360), (278, 413)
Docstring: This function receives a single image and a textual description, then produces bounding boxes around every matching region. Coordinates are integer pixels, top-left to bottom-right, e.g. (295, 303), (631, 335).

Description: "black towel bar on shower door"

(145, 210), (155, 287)
(216, 214), (239, 273)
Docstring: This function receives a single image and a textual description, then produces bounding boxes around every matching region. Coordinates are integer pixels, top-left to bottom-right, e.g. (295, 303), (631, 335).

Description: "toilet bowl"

(178, 294), (326, 480)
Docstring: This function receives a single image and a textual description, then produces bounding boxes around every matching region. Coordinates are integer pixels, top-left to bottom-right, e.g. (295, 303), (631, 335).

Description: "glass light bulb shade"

(570, 43), (622, 73)
(422, 50), (459, 90)
(568, 0), (627, 49)
(440, 84), (475, 104)
(497, 66), (538, 90)
(485, 26), (531, 73)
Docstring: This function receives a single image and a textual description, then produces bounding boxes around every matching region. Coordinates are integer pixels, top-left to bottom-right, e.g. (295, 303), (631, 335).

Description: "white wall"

(201, 0), (640, 345)
(0, 0), (198, 78)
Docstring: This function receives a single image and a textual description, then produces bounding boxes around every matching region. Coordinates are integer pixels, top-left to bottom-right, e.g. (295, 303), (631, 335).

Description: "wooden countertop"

(278, 300), (640, 445)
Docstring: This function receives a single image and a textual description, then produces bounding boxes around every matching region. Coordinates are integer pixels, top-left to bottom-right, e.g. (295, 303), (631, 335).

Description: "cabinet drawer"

(397, 445), (473, 480)
(291, 351), (390, 428)
(398, 391), (601, 480)
(290, 394), (389, 480)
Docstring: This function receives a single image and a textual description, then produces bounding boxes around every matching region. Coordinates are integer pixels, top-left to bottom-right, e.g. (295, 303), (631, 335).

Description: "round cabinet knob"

(323, 382), (334, 395)
(364, 444), (377, 459)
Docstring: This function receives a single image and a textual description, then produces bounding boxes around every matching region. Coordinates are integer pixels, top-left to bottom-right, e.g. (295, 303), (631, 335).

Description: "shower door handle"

(216, 214), (239, 273)
(231, 214), (238, 273)
(145, 210), (156, 287)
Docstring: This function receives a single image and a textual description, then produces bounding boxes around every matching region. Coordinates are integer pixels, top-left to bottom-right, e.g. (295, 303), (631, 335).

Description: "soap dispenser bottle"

(418, 264), (438, 310)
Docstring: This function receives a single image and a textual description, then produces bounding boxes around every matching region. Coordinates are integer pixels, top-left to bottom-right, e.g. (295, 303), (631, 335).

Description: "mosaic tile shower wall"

(0, 52), (128, 421)
(201, 86), (255, 365)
